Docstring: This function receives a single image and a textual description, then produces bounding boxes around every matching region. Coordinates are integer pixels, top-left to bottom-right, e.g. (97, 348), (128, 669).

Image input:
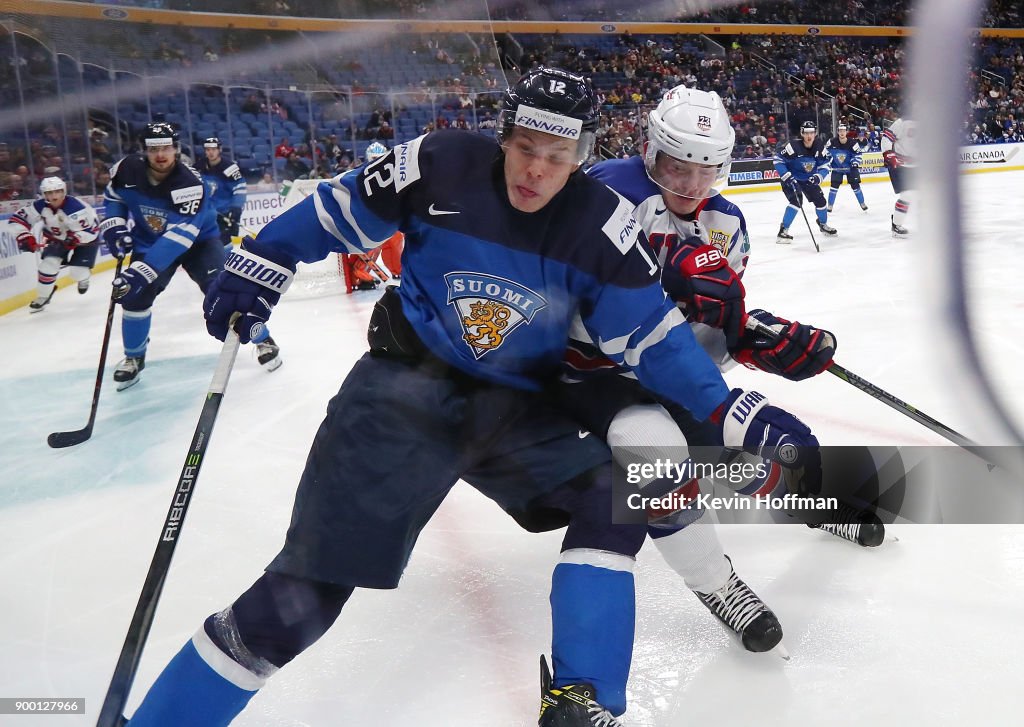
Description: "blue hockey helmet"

(498, 66), (598, 164)
(800, 120), (817, 134)
(203, 137), (222, 148)
(143, 122), (179, 149)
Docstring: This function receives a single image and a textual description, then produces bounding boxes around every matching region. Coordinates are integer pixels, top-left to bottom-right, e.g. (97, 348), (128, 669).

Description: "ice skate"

(693, 556), (786, 656)
(256, 336), (282, 372)
(817, 221), (838, 236)
(860, 202), (869, 211)
(29, 289), (55, 313)
(891, 217), (909, 237)
(826, 204), (833, 213)
(776, 224), (793, 245)
(809, 502), (885, 547)
(538, 656), (623, 727)
(114, 355), (145, 391)
(77, 279), (90, 294)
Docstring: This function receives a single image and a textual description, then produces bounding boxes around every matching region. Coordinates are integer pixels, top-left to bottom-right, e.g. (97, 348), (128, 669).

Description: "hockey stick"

(798, 202), (821, 253)
(744, 316), (982, 452)
(95, 325), (241, 727)
(47, 257), (124, 448)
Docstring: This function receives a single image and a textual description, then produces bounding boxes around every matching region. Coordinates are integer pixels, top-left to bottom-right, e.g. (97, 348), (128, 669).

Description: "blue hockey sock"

(816, 207), (828, 224)
(781, 206), (798, 229)
(855, 188), (865, 205)
(550, 553), (635, 716)
(251, 324), (269, 344)
(122, 309), (151, 357)
(828, 187), (839, 206)
(126, 630), (264, 727)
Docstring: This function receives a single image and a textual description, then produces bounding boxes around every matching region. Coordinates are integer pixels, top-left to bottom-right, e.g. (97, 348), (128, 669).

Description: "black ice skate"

(77, 279), (90, 294)
(860, 202), (869, 211)
(817, 221), (838, 236)
(538, 656), (623, 727)
(29, 289), (55, 313)
(693, 557), (786, 656)
(114, 355), (145, 391)
(891, 216), (909, 237)
(256, 336), (282, 372)
(776, 224), (793, 244)
(826, 204), (833, 213)
(809, 502), (885, 547)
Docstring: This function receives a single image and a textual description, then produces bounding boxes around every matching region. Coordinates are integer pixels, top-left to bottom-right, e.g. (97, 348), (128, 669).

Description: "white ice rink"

(2, 170), (1024, 726)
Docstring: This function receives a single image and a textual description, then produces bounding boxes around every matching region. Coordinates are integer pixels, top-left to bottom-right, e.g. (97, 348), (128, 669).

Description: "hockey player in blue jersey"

(825, 123), (868, 213)
(195, 137), (247, 249)
(102, 123), (280, 389)
(10, 176), (99, 312)
(773, 120), (837, 243)
(123, 68), (820, 727)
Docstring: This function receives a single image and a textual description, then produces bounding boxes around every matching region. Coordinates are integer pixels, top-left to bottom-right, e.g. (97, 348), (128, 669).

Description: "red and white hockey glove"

(731, 309), (836, 381)
(16, 231), (38, 253)
(660, 236), (746, 349)
(882, 150), (902, 169)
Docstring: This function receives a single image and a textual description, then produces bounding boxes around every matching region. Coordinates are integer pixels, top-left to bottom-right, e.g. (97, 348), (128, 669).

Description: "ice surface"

(2, 172), (1023, 725)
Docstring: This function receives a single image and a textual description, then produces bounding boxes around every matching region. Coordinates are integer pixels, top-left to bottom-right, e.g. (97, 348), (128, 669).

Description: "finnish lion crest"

(444, 272), (548, 359)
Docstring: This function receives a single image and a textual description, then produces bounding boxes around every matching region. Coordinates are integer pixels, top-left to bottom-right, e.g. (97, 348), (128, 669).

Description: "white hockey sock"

(606, 404), (731, 594)
(651, 509), (731, 593)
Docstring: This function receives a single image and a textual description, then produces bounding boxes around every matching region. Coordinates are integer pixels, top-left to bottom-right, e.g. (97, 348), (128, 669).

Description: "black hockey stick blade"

(47, 426), (95, 449)
(47, 257), (124, 449)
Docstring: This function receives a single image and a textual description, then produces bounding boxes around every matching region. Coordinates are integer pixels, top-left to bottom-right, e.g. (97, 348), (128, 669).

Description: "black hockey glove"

(660, 236), (746, 349)
(113, 261), (159, 307)
(203, 237), (294, 343)
(101, 217), (133, 258)
(731, 309), (836, 381)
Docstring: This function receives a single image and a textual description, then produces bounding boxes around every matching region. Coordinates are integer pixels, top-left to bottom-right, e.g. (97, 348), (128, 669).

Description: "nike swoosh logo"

(370, 325), (379, 332)
(578, 430), (590, 439)
(428, 203), (459, 216)
(124, 184), (137, 188)
(654, 207), (666, 215)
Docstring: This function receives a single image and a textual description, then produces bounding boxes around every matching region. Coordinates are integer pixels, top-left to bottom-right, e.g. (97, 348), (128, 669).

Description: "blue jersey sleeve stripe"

(311, 185), (364, 254)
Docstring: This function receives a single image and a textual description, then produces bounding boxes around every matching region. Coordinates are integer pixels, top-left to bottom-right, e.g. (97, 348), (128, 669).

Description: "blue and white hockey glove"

(711, 388), (822, 492)
(203, 238), (294, 343)
(100, 217), (133, 258)
(112, 261), (159, 307)
(807, 174), (822, 185)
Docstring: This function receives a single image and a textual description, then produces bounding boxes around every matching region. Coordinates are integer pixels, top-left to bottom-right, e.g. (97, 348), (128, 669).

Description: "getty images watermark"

(622, 457), (839, 514)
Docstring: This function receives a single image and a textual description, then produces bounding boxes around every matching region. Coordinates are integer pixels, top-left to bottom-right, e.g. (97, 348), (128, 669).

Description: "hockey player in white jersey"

(881, 118), (915, 236)
(580, 86), (882, 648)
(10, 176), (100, 312)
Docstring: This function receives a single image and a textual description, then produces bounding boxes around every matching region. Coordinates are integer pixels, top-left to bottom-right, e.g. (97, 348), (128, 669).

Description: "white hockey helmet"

(40, 176), (67, 194)
(365, 141), (389, 162)
(644, 86), (735, 199)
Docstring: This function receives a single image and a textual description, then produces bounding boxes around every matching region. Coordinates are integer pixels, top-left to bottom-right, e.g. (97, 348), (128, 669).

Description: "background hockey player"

(825, 122), (868, 213)
(773, 120), (836, 243)
(10, 176), (99, 312)
(340, 141), (402, 291)
(194, 137), (247, 249)
(881, 117), (916, 236)
(101, 122), (280, 389)
(123, 67), (820, 727)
